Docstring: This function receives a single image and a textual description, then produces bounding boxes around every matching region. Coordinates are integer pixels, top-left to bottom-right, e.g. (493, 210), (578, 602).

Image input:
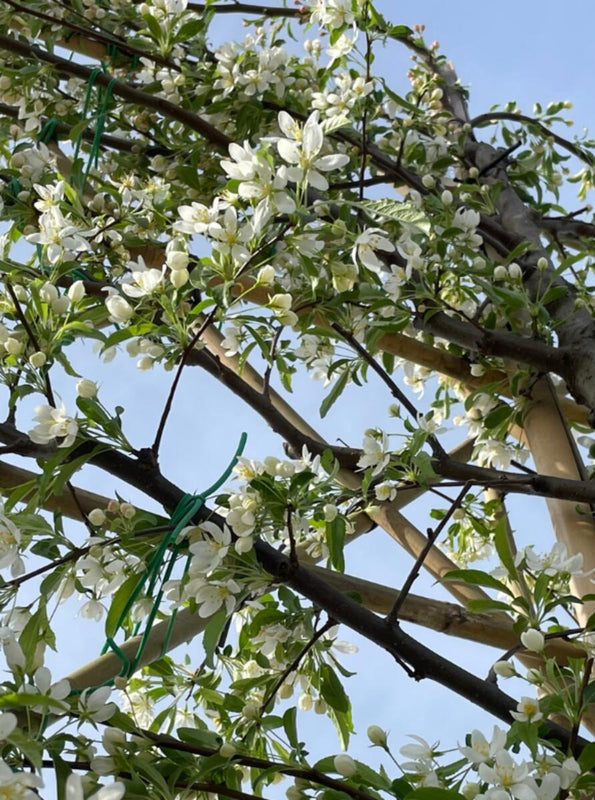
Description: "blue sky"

(28, 0), (595, 774)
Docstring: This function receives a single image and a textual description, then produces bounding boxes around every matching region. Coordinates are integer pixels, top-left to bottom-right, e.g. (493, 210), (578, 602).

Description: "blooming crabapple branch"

(0, 34), (232, 149)
(186, 344), (595, 508)
(386, 483), (471, 625)
(469, 111), (595, 170)
(152, 225), (291, 457)
(5, 524), (173, 590)
(113, 729), (382, 800)
(221, 274), (589, 424)
(187, 2), (304, 16)
(2, 0), (177, 70)
(4, 282), (56, 406)
(38, 760), (283, 800)
(258, 615), (336, 715)
(415, 306), (566, 374)
(0, 101), (170, 157)
(0, 416), (582, 740)
(487, 627), (587, 684)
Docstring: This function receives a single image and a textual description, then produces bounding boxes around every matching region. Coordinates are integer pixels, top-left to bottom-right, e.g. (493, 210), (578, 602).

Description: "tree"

(0, 0), (595, 797)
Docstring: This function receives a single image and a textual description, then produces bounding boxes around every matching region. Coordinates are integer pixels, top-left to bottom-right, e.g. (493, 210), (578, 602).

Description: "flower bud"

(76, 378), (98, 399)
(137, 356), (154, 371)
(40, 282), (58, 303)
(119, 503), (136, 520)
(421, 174), (435, 189)
(536, 256), (548, 270)
(88, 508), (106, 526)
(257, 265), (275, 285)
(441, 189), (453, 205)
(508, 263), (522, 280)
(493, 265), (507, 281)
(367, 725), (387, 746)
(106, 294), (133, 324)
(166, 250), (189, 271)
(314, 698), (327, 715)
(68, 280), (86, 303)
(219, 743), (236, 758)
(170, 268), (189, 289)
(520, 628), (544, 652)
(29, 351), (47, 368)
(52, 296), (70, 314)
(493, 661), (516, 678)
(4, 338), (23, 356)
(333, 754), (356, 778)
(323, 504), (338, 522)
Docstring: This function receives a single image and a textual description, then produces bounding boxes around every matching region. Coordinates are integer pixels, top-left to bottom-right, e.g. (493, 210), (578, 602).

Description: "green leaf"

(320, 369), (350, 418)
(7, 726), (43, 768)
(143, 12), (163, 42)
(19, 605), (51, 671)
(483, 404), (513, 430)
(442, 569), (513, 596)
(357, 199), (430, 232)
(282, 706), (299, 749)
(493, 514), (518, 581)
(387, 24), (414, 38)
(579, 741), (595, 771)
(319, 664), (349, 713)
(466, 598), (514, 613)
(177, 727), (221, 750)
(105, 572), (144, 638)
(176, 16), (204, 41)
(325, 515), (346, 571)
(202, 608), (229, 668)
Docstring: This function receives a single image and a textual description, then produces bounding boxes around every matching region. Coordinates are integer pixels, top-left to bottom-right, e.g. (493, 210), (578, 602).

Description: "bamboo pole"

(522, 377), (595, 621)
(65, 564), (584, 689)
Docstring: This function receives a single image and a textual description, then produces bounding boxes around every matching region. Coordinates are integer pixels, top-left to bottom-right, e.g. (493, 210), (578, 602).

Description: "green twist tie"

(8, 178), (20, 197)
(38, 118), (60, 145)
(99, 431), (247, 683)
(72, 65), (117, 192)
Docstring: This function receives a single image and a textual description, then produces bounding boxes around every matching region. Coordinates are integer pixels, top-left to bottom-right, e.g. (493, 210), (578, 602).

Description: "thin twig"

(151, 307), (218, 459)
(6, 525), (173, 589)
(330, 321), (446, 458)
(386, 483), (471, 624)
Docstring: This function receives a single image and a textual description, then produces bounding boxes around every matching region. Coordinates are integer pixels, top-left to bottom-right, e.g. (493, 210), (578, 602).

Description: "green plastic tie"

(99, 432), (247, 682)
(37, 118), (60, 145)
(8, 178), (20, 197)
(72, 66), (103, 168)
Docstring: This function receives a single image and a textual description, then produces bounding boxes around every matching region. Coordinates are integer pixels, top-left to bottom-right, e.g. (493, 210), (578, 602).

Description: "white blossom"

(29, 404), (78, 448)
(105, 293), (134, 324)
(333, 754), (356, 777)
(65, 772), (124, 800)
(459, 726), (507, 765)
(0, 508), (21, 575)
(122, 257), (165, 298)
(277, 111), (349, 191)
(189, 521), (232, 573)
(357, 429), (391, 475)
(353, 229), (395, 273)
(194, 578), (241, 617)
